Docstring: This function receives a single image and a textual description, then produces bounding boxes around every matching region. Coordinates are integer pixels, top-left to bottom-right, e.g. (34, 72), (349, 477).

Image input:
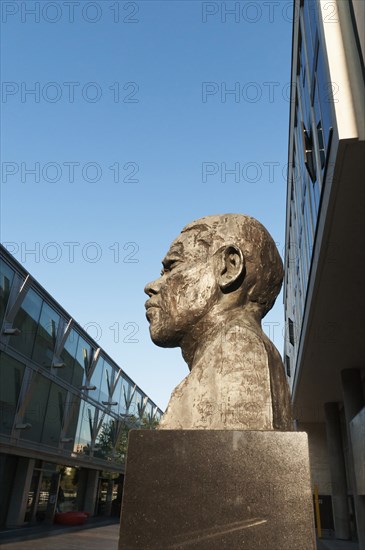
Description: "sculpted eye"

(161, 259), (179, 276)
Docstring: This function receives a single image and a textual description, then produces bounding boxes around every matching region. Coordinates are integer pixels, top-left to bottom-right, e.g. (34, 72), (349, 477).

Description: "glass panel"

(305, 193), (315, 253)
(115, 377), (123, 416)
(74, 401), (95, 456)
(59, 466), (79, 512)
(299, 42), (311, 130)
(95, 413), (114, 460)
(120, 377), (135, 417)
(134, 388), (144, 421)
(300, 219), (309, 288)
(35, 470), (55, 520)
(72, 336), (91, 387)
(32, 302), (60, 366)
(0, 453), (18, 526)
(96, 478), (109, 515)
(143, 400), (159, 427)
(145, 400), (152, 419)
(89, 356), (104, 401)
(307, 0), (318, 39)
(316, 46), (333, 149)
(63, 395), (82, 445)
(100, 361), (113, 405)
(0, 352), (26, 435)
(59, 329), (79, 384)
(24, 468), (41, 522)
(73, 400), (86, 455)
(312, 79), (323, 160)
(303, 1), (314, 67)
(9, 288), (42, 358)
(19, 372), (51, 443)
(41, 384), (67, 447)
(0, 260), (15, 327)
(312, 179), (320, 215)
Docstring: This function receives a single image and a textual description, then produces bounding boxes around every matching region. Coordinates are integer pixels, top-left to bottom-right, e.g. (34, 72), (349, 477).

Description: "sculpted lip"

(145, 302), (160, 322)
(145, 301), (160, 310)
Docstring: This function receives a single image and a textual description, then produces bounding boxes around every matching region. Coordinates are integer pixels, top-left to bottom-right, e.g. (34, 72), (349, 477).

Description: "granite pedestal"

(119, 430), (316, 549)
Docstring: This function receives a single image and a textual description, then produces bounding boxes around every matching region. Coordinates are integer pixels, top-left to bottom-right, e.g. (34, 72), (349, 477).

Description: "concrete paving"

(0, 521), (360, 550)
(317, 539), (359, 550)
(0, 524), (118, 550)
(0, 520), (119, 550)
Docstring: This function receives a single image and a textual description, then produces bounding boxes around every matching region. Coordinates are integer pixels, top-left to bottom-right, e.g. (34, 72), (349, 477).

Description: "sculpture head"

(144, 214), (283, 349)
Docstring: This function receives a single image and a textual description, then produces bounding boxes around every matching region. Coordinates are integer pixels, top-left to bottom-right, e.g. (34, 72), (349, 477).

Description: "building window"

(89, 355), (104, 402)
(19, 372), (52, 444)
(41, 384), (67, 447)
(288, 318), (295, 346)
(285, 355), (291, 377)
(59, 328), (79, 384)
(316, 121), (326, 169)
(100, 360), (114, 407)
(312, 35), (333, 153)
(32, 302), (60, 367)
(9, 289), (42, 358)
(0, 260), (15, 328)
(73, 336), (91, 387)
(74, 400), (94, 455)
(0, 352), (26, 435)
(301, 122), (316, 183)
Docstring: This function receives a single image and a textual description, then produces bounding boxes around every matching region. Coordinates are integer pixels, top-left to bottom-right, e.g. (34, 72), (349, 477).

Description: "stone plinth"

(119, 430), (316, 549)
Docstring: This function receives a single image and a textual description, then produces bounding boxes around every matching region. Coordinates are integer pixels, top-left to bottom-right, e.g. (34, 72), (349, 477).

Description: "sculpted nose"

(144, 278), (160, 297)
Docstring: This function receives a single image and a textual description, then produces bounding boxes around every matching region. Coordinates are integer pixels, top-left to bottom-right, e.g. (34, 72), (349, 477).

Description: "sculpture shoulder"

(157, 374), (191, 429)
(260, 332), (293, 431)
(260, 331), (285, 367)
(158, 321), (293, 430)
(225, 321), (284, 367)
(221, 320), (272, 360)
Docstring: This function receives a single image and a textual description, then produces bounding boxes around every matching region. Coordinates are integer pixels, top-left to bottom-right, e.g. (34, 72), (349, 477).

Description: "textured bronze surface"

(119, 430), (316, 549)
(144, 214), (292, 430)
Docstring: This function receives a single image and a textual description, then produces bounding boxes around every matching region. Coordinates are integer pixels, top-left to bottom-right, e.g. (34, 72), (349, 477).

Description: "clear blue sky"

(1, 0), (294, 410)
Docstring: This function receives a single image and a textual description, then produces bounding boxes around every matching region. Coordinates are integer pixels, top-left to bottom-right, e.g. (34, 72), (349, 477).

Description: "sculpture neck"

(180, 306), (262, 370)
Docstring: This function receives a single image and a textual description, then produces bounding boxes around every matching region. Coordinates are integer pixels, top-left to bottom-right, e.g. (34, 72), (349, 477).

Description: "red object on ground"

(54, 512), (88, 525)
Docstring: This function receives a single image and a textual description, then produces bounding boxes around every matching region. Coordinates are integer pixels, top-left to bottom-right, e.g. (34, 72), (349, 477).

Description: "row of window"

(0, 255), (160, 418)
(284, 0), (334, 383)
(0, 352), (144, 462)
(0, 252), (162, 467)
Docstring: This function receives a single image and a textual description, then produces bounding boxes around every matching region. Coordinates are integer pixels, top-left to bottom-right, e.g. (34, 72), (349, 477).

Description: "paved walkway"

(0, 519), (119, 550)
(317, 539), (359, 550)
(0, 521), (360, 550)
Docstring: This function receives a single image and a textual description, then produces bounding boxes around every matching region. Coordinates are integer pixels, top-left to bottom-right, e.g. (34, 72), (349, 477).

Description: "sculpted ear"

(218, 245), (246, 291)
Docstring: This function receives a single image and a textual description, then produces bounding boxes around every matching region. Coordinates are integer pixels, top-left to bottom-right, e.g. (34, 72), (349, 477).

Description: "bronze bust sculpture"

(145, 214), (292, 431)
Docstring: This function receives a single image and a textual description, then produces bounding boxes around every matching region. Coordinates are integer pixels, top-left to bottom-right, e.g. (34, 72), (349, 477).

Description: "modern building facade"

(284, 0), (364, 546)
(0, 244), (162, 529)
